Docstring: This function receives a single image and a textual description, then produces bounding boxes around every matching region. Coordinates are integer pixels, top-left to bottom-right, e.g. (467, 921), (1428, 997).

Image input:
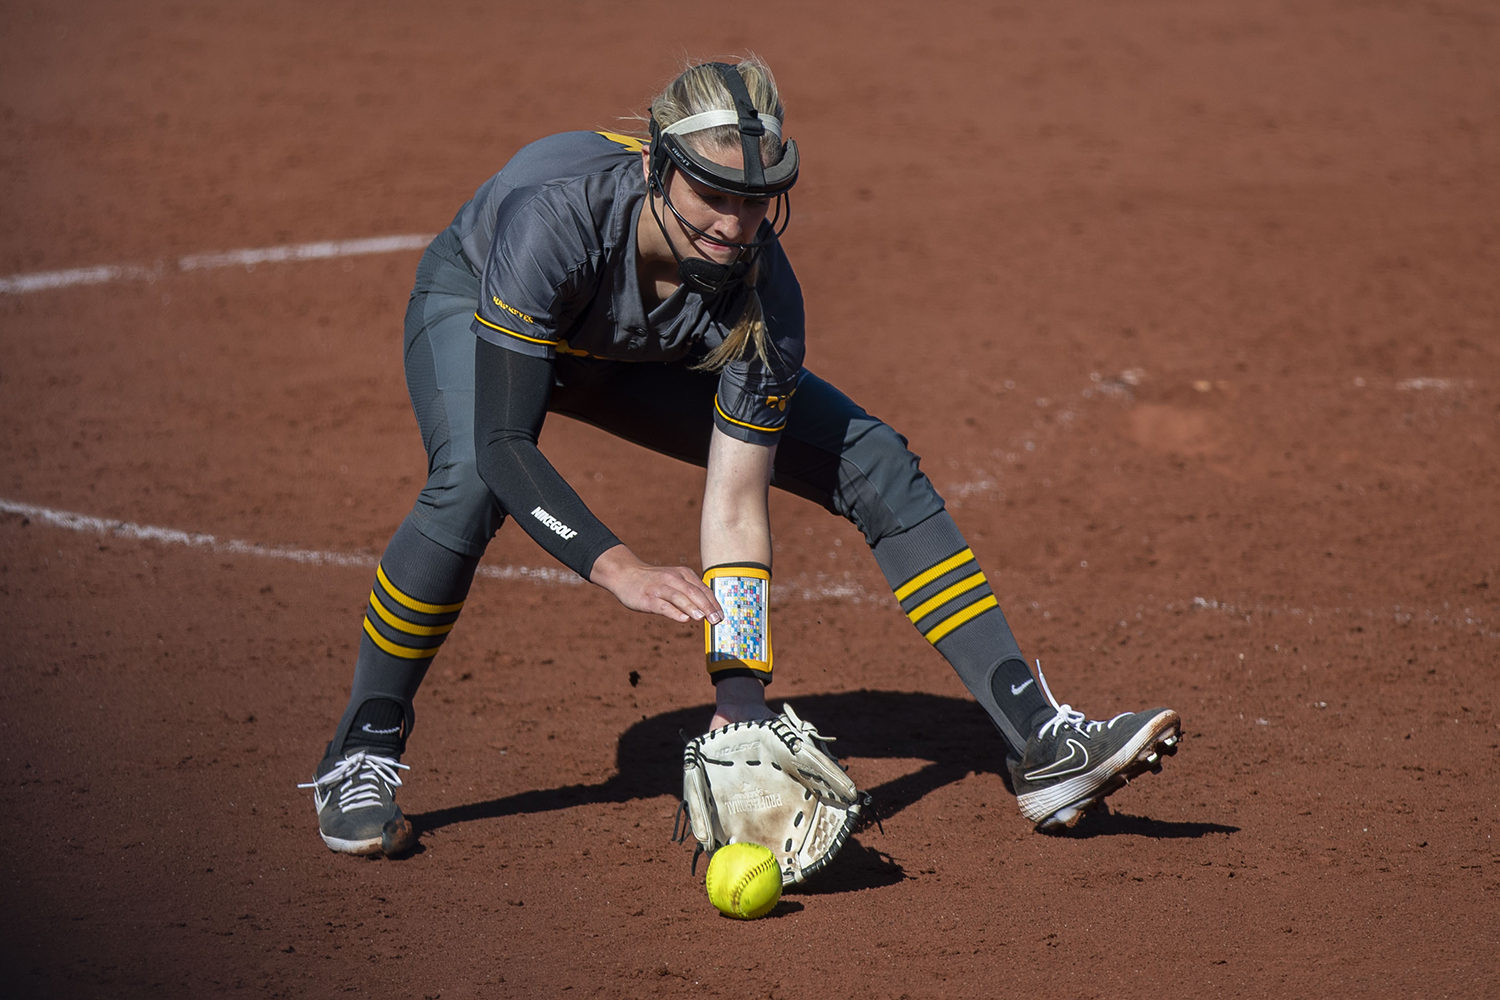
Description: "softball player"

(302, 58), (1181, 857)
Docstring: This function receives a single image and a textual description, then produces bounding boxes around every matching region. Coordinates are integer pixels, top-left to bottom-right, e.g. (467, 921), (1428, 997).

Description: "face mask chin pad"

(677, 255), (753, 296)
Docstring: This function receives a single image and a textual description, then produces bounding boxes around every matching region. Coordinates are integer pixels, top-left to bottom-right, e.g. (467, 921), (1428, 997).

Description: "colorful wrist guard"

(703, 563), (772, 684)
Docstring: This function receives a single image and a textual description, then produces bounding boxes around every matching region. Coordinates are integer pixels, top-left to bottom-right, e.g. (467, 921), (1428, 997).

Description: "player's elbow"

(473, 438), (532, 509)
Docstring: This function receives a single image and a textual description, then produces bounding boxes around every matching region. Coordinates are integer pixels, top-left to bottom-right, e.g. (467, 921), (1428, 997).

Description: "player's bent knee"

(413, 460), (507, 554)
(835, 421), (945, 546)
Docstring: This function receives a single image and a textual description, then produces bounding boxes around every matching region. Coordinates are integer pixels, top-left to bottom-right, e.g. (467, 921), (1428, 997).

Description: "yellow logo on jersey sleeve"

(491, 295), (536, 325)
(765, 386), (797, 412)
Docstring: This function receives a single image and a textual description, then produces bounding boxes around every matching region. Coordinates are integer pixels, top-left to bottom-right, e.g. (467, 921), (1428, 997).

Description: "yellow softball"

(705, 842), (782, 920)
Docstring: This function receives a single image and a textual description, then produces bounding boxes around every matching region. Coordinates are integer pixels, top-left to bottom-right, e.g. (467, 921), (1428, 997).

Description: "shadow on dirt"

(782, 840), (910, 894)
(407, 690), (1228, 857)
(1048, 812), (1239, 840)
(409, 690), (1006, 837)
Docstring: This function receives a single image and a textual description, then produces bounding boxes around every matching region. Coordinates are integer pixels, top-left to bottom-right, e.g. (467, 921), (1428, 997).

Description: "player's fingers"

(621, 571), (695, 623)
(621, 567), (722, 624)
(652, 574), (721, 624)
(654, 597), (692, 623)
(660, 585), (713, 623)
(671, 567), (724, 620)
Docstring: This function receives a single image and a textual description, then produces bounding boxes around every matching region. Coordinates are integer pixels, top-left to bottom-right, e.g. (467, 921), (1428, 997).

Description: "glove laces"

(298, 750), (409, 814)
(1034, 660), (1129, 740)
(780, 703), (834, 743)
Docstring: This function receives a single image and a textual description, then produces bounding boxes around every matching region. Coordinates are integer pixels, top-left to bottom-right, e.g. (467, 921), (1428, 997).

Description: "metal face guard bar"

(645, 188), (789, 296)
(657, 180), (791, 255)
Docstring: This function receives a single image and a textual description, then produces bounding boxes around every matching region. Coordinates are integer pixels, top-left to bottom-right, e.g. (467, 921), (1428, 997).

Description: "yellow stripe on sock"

(368, 591), (456, 637)
(924, 594), (998, 644)
(905, 571), (988, 626)
(893, 548), (974, 602)
(376, 564), (465, 615)
(363, 617), (443, 659)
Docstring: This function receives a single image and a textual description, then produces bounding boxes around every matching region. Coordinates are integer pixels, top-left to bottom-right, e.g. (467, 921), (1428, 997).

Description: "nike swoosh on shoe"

(1025, 738), (1090, 780)
(1011, 679), (1034, 695)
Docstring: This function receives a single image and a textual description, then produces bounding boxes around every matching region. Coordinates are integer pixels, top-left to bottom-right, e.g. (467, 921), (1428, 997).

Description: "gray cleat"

(1009, 665), (1181, 831)
(299, 749), (416, 856)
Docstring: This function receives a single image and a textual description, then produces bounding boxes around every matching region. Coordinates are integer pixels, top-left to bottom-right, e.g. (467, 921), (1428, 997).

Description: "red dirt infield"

(2, 1), (1496, 997)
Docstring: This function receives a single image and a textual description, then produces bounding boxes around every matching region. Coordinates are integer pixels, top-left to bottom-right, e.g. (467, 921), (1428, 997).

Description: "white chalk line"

(0, 498), (889, 600)
(0, 498), (580, 586)
(6, 498), (1492, 632)
(0, 234), (436, 295)
(1179, 595), (1496, 637)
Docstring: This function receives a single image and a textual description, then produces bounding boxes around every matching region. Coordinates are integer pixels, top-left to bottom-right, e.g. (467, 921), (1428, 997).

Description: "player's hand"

(589, 545), (723, 624)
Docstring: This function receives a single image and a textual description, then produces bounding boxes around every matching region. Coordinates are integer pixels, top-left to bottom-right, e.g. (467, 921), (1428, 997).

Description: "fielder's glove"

(676, 704), (867, 885)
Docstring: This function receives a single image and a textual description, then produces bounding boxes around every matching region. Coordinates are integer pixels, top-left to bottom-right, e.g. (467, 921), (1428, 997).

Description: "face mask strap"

(647, 64), (799, 199)
(708, 62), (768, 190)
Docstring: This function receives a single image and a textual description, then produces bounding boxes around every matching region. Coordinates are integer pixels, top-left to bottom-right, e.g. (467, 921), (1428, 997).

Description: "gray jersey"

(455, 131), (805, 445)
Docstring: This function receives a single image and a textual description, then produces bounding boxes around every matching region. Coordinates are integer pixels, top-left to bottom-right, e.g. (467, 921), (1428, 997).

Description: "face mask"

(645, 62), (799, 295)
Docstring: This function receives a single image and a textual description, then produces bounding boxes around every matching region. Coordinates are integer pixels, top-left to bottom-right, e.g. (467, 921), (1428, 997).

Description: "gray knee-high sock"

(871, 510), (1050, 755)
(328, 516), (481, 759)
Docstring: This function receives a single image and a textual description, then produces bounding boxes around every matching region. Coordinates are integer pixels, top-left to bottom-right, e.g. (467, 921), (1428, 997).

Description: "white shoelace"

(1034, 660), (1129, 740)
(297, 750), (409, 814)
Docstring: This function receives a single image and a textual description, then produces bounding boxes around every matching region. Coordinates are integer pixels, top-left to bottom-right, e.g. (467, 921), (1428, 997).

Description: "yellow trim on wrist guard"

(703, 564), (772, 683)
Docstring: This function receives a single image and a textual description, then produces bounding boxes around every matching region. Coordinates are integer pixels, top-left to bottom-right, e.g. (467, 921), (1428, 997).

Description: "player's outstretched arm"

(699, 427), (777, 728)
(700, 426), (775, 568)
(473, 338), (618, 569)
(474, 338), (718, 626)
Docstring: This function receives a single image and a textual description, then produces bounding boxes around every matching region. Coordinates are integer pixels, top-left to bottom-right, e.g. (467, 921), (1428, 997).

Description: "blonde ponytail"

(695, 265), (768, 372)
